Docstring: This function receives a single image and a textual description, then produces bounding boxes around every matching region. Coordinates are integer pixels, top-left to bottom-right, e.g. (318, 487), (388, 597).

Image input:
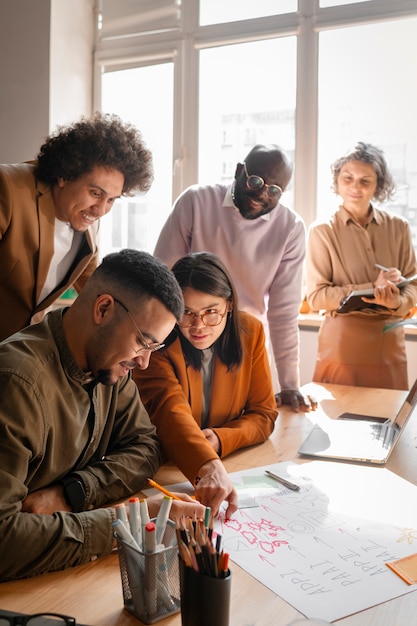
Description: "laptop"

(298, 378), (417, 464)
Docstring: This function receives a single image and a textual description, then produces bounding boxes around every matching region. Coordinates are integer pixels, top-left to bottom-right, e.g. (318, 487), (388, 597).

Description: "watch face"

(65, 479), (86, 511)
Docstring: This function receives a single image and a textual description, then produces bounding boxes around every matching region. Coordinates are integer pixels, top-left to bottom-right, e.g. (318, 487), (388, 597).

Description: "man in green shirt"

(0, 248), (205, 581)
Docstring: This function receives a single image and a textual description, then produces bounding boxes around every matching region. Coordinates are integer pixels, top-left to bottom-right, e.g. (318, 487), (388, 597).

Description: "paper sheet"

(145, 461), (417, 621)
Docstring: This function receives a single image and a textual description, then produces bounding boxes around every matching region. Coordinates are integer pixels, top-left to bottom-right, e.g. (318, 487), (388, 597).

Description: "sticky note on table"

(387, 553), (417, 585)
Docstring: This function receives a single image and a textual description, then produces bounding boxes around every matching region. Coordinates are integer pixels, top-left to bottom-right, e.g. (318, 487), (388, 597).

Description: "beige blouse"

(306, 205), (417, 317)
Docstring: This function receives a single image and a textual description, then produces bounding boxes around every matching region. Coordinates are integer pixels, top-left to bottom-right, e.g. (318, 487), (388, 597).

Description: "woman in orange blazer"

(134, 252), (278, 517)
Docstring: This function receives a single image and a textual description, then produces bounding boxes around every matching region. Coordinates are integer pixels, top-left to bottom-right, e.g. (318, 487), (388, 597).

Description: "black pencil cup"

(179, 557), (232, 626)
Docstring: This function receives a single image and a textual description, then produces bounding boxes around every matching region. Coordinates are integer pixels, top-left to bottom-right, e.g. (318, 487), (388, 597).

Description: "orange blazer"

(0, 162), (98, 340)
(134, 311), (278, 483)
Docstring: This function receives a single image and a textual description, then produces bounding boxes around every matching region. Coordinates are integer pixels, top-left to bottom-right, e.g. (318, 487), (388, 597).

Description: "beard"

(232, 184), (276, 220)
(95, 368), (118, 386)
(238, 202), (275, 220)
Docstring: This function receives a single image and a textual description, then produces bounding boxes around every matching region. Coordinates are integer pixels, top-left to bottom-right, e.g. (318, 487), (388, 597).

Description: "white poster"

(150, 461), (417, 621)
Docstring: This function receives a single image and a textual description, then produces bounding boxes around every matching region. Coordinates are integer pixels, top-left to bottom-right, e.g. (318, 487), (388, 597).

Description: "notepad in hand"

(336, 288), (376, 314)
(337, 273), (417, 314)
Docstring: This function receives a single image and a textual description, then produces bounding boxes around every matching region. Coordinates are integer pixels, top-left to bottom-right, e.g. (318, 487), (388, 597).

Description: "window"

(198, 36), (296, 210)
(199, 0), (296, 25)
(95, 0), (417, 256)
(100, 63), (174, 254)
(317, 17), (417, 244)
(320, 0), (371, 6)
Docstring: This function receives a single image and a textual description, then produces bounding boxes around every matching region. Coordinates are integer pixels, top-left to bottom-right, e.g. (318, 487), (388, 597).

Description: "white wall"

(0, 0), (95, 163)
(50, 0), (96, 127)
(0, 0), (51, 162)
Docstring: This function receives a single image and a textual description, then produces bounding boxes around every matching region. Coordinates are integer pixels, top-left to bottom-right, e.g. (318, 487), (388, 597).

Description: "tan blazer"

(134, 311), (278, 483)
(0, 162), (98, 340)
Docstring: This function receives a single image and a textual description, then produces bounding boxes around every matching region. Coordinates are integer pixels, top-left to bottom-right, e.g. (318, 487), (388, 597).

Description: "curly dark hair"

(35, 112), (153, 195)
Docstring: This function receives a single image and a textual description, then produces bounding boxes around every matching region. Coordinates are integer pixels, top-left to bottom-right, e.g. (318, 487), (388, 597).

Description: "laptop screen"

(395, 378), (417, 429)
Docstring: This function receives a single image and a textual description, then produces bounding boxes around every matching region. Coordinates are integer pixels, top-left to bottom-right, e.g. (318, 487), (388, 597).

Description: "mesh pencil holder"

(116, 519), (181, 624)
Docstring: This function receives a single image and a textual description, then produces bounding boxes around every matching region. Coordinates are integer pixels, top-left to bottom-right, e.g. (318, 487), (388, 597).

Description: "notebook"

(336, 274), (417, 314)
(298, 378), (417, 464)
(336, 289), (376, 314)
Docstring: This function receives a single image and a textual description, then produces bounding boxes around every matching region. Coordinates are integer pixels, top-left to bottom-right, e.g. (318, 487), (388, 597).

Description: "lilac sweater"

(154, 184), (306, 391)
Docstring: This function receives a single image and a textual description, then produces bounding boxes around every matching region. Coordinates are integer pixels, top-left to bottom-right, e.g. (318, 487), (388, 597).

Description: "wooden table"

(1, 382), (417, 625)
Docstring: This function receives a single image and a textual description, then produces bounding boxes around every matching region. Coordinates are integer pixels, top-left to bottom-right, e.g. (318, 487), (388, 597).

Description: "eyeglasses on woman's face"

(177, 308), (228, 328)
(243, 162), (283, 199)
(0, 613), (76, 626)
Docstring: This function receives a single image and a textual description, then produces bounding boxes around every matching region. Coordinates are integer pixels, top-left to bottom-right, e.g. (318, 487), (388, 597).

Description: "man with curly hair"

(0, 112), (153, 341)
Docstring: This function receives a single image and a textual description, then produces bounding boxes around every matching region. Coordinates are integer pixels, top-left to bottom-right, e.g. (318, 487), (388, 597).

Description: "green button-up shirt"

(0, 309), (161, 581)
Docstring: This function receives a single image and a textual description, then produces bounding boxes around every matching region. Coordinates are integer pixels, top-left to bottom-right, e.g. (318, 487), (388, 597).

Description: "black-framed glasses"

(243, 162), (283, 199)
(0, 614), (76, 626)
(105, 295), (165, 354)
(178, 308), (228, 328)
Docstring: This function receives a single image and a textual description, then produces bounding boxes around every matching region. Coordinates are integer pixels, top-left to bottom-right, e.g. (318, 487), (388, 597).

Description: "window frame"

(93, 0), (417, 229)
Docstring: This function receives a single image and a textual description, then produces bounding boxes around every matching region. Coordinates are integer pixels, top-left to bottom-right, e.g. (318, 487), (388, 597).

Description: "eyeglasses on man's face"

(178, 308), (228, 328)
(0, 613), (76, 626)
(99, 295), (165, 354)
(243, 162), (283, 199)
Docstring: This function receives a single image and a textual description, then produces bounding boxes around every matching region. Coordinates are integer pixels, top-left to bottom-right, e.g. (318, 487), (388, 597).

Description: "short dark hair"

(91, 249), (184, 320)
(245, 143), (292, 173)
(171, 252), (243, 370)
(331, 141), (395, 203)
(35, 112), (153, 195)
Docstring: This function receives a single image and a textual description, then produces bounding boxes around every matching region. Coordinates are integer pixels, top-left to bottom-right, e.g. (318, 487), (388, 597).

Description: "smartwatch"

(61, 475), (87, 513)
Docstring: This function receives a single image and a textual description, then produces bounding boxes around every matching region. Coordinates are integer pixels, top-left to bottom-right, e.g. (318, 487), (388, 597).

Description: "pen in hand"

(375, 263), (406, 283)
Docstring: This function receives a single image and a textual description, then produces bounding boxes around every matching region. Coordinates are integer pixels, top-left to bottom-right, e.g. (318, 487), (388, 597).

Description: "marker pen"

(140, 498), (150, 551)
(204, 506), (211, 530)
(128, 497), (142, 548)
(155, 496), (172, 545)
(114, 502), (129, 526)
(144, 521), (157, 553)
(144, 521), (157, 616)
(112, 518), (140, 550)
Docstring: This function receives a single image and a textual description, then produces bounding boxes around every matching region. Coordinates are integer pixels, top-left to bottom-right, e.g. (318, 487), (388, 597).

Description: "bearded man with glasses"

(0, 249), (206, 581)
(155, 144), (317, 413)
